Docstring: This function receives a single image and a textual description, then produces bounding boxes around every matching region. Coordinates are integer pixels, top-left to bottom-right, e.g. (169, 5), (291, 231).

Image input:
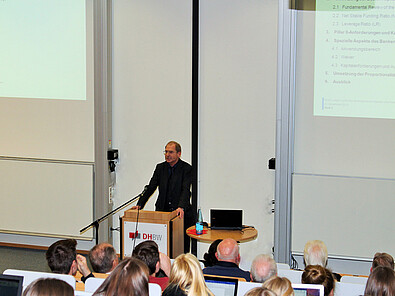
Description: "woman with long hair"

(163, 253), (214, 296)
(364, 266), (395, 296)
(92, 257), (149, 296)
(262, 276), (295, 296)
(23, 278), (74, 296)
(302, 265), (335, 296)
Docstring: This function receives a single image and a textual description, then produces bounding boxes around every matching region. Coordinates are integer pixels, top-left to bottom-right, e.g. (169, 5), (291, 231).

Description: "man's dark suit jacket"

(203, 261), (251, 282)
(137, 159), (192, 211)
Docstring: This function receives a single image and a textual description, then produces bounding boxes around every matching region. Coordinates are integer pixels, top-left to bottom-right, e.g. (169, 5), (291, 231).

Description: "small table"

(186, 226), (258, 243)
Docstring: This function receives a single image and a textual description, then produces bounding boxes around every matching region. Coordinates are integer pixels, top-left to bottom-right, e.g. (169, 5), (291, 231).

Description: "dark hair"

(364, 266), (395, 296)
(372, 253), (394, 270)
(302, 265), (335, 296)
(132, 240), (160, 275)
(89, 243), (118, 273)
(45, 239), (77, 274)
(93, 257), (149, 296)
(203, 239), (222, 267)
(23, 278), (74, 296)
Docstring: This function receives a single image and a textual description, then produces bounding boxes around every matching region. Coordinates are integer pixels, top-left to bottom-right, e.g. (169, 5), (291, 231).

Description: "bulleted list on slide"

(314, 0), (395, 119)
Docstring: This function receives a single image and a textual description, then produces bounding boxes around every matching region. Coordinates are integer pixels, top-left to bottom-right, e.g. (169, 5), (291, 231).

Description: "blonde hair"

(245, 287), (277, 296)
(168, 253), (214, 296)
(262, 276), (295, 296)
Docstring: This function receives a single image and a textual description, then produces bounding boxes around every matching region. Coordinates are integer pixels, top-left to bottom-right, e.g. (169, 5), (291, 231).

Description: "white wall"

(198, 0), (278, 269)
(111, 0), (192, 252)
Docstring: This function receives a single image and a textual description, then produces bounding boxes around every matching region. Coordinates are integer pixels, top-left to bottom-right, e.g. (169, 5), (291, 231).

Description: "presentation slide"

(0, 0), (86, 100)
(314, 0), (395, 119)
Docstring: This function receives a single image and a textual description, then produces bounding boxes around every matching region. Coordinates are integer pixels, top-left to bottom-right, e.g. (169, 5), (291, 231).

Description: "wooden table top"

(186, 225), (258, 243)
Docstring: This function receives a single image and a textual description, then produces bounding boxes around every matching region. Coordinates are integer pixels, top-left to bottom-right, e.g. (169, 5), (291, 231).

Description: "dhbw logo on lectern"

(129, 231), (163, 241)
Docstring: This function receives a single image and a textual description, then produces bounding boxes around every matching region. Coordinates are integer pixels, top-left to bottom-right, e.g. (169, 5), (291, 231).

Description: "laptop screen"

(292, 283), (324, 296)
(0, 274), (23, 296)
(210, 209), (243, 230)
(204, 275), (238, 296)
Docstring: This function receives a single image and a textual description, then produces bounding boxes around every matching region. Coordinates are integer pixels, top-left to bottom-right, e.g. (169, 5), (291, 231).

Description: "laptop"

(0, 274), (23, 296)
(210, 209), (243, 230)
(292, 283), (324, 296)
(204, 275), (238, 296)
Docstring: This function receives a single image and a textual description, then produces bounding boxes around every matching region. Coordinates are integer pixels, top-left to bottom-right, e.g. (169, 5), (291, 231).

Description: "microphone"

(140, 185), (148, 197)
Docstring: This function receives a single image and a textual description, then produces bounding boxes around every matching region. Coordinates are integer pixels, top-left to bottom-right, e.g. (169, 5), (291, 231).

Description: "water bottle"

(196, 208), (203, 235)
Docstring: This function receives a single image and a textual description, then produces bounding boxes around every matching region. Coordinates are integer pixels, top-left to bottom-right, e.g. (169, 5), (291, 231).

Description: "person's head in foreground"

(262, 276), (295, 296)
(302, 265), (335, 296)
(93, 257), (149, 296)
(164, 253), (214, 296)
(364, 266), (395, 296)
(23, 278), (74, 296)
(245, 287), (278, 296)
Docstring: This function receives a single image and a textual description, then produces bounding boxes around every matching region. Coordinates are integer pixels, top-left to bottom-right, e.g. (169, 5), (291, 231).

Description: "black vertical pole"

(191, 0), (199, 256)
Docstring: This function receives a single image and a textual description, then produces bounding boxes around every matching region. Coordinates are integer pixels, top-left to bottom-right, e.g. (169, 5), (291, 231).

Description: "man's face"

(164, 143), (181, 167)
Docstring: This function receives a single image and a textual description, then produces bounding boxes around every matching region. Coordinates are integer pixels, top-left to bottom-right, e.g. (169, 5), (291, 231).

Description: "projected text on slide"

(0, 0), (86, 100)
(314, 0), (395, 119)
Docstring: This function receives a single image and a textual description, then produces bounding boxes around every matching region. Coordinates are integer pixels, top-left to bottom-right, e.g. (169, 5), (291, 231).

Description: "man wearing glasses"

(132, 141), (193, 252)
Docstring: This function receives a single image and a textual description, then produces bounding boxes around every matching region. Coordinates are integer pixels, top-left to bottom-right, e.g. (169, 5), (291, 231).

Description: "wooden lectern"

(121, 209), (184, 259)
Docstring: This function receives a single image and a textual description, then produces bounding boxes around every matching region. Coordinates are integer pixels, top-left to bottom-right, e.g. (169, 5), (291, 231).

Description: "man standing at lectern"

(132, 141), (194, 252)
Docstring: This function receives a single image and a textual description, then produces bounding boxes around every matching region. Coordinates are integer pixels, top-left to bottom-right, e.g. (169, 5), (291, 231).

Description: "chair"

(3, 269), (76, 289)
(340, 275), (368, 285)
(237, 281), (262, 296)
(276, 263), (291, 270)
(277, 269), (303, 283)
(334, 282), (366, 296)
(204, 274), (247, 282)
(149, 283), (162, 296)
(85, 277), (105, 292)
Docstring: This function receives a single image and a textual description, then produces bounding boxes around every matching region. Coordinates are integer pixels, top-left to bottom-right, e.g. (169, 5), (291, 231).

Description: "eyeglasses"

(163, 150), (176, 155)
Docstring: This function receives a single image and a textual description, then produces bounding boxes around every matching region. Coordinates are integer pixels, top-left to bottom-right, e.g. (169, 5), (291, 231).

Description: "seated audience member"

(262, 276), (295, 296)
(89, 243), (119, 273)
(132, 240), (171, 291)
(203, 238), (251, 281)
(302, 265), (335, 296)
(93, 257), (149, 296)
(202, 239), (223, 267)
(304, 240), (328, 267)
(371, 252), (394, 272)
(45, 239), (92, 282)
(364, 266), (395, 296)
(245, 287), (277, 296)
(23, 278), (74, 296)
(162, 253), (213, 296)
(250, 254), (278, 283)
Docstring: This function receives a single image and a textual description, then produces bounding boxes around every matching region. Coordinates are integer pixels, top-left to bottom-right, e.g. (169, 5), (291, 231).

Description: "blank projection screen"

(0, 0), (94, 239)
(291, 0), (395, 259)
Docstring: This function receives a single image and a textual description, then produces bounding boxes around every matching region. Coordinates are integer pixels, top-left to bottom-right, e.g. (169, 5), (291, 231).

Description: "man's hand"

(176, 207), (184, 219)
(76, 254), (91, 277)
(131, 205), (141, 210)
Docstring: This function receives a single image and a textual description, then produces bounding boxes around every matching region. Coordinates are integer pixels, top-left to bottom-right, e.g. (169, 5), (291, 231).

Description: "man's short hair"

(304, 240), (328, 267)
(372, 252), (394, 270)
(132, 240), (160, 275)
(46, 239), (77, 274)
(89, 243), (118, 273)
(166, 141), (181, 153)
(250, 254), (278, 283)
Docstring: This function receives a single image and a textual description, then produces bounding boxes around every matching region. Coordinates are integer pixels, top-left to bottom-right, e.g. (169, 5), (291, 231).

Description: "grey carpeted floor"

(0, 246), (51, 274)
